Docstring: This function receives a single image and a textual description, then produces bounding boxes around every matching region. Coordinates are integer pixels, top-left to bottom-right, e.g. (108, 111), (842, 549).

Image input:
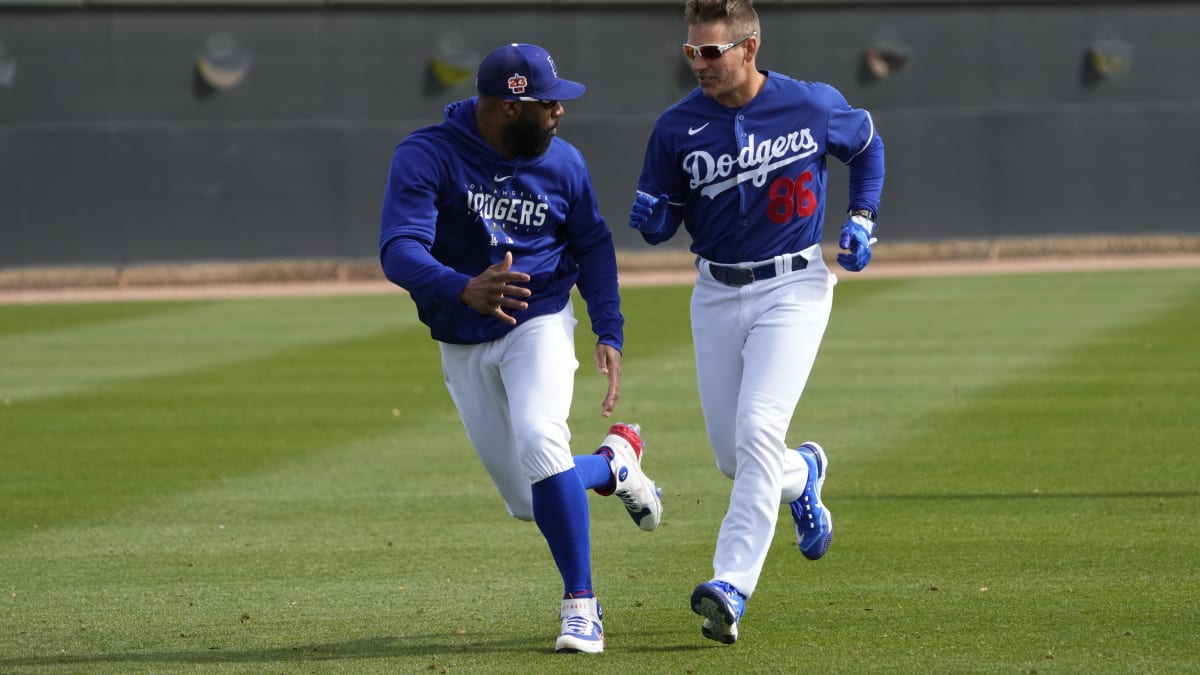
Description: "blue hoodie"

(379, 97), (623, 349)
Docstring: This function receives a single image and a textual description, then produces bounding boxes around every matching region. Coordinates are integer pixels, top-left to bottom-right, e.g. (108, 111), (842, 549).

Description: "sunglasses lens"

(684, 44), (727, 60)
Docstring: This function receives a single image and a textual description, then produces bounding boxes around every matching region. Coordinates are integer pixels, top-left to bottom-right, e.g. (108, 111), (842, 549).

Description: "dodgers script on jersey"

(636, 72), (878, 264)
(379, 97), (622, 347)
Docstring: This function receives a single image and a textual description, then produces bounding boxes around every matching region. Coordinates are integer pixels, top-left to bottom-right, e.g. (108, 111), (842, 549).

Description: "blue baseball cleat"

(690, 580), (746, 645)
(791, 441), (834, 560)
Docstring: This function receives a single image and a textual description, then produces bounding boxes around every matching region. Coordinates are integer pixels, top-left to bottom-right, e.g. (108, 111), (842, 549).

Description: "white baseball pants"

(438, 304), (580, 522)
(691, 246), (836, 596)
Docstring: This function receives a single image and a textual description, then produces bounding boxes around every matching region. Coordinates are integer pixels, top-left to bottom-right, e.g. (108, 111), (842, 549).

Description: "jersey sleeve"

(634, 121), (687, 245)
(825, 90), (877, 165)
(378, 138), (471, 305)
(824, 87), (885, 217)
(563, 151), (624, 351)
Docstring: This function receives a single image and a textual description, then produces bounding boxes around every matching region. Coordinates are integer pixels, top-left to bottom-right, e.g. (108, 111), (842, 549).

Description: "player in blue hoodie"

(379, 43), (663, 654)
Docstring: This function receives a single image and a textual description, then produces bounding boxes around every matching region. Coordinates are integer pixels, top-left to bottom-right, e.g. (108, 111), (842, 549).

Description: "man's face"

(687, 22), (752, 102)
(507, 100), (561, 157)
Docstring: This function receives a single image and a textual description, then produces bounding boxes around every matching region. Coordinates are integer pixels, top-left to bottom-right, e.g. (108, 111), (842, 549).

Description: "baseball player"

(628, 0), (884, 644)
(379, 42), (663, 655)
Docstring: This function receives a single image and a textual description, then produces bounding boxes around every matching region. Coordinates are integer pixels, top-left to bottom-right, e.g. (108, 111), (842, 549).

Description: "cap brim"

(539, 78), (585, 101)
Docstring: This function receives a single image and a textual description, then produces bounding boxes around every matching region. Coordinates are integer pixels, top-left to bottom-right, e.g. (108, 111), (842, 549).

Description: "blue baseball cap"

(476, 43), (585, 101)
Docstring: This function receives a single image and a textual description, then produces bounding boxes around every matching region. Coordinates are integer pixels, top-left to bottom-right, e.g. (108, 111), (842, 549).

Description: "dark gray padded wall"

(0, 3), (1196, 268)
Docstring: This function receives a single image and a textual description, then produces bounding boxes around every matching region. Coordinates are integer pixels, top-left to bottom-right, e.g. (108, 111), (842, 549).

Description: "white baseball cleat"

(555, 596), (604, 654)
(596, 422), (663, 531)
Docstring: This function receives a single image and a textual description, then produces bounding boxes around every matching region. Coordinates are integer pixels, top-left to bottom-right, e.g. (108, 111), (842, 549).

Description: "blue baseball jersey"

(636, 71), (882, 264)
(379, 97), (623, 348)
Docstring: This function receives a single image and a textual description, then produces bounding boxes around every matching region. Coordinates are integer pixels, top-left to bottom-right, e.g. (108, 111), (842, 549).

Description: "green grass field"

(2, 267), (1198, 674)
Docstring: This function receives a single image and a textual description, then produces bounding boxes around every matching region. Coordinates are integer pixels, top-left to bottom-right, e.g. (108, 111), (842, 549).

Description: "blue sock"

(573, 454), (614, 492)
(531, 469), (594, 599)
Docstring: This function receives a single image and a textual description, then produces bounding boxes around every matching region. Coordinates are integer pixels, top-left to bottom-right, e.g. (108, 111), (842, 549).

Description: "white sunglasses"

(683, 31), (756, 61)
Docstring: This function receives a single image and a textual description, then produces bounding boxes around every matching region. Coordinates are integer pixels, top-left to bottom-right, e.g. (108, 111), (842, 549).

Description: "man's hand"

(594, 343), (622, 418)
(629, 191), (668, 234)
(460, 251), (531, 325)
(837, 215), (876, 272)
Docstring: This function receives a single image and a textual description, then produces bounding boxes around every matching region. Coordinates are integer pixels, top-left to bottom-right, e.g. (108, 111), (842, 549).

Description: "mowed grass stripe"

(879, 280), (1200, 496)
(0, 294), (419, 402)
(0, 321), (444, 541)
(0, 301), (196, 339)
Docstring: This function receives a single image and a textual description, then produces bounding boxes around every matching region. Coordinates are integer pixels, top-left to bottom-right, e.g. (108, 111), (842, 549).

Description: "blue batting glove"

(837, 215), (876, 272)
(629, 190), (668, 235)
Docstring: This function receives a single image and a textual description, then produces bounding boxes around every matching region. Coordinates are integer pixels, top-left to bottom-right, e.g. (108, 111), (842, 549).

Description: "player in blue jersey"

(379, 42), (663, 654)
(628, 0), (884, 644)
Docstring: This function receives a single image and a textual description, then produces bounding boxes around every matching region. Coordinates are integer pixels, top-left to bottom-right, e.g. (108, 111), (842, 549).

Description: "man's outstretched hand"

(461, 251), (531, 325)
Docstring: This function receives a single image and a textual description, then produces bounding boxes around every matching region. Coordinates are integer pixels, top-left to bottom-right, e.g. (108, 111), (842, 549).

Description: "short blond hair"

(684, 0), (761, 41)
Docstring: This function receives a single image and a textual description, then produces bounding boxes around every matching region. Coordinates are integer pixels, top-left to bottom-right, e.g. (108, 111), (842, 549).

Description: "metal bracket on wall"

(860, 30), (909, 84)
(1084, 36), (1133, 86)
(425, 32), (477, 97)
(194, 32), (252, 98)
(0, 39), (16, 89)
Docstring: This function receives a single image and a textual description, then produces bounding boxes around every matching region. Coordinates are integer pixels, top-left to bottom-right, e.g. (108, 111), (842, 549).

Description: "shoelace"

(562, 614), (596, 636)
(616, 481), (658, 510)
(797, 495), (817, 530)
(616, 484), (642, 508)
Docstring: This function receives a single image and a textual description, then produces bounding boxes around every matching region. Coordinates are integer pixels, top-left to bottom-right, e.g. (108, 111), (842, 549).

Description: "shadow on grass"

(0, 635), (529, 668)
(0, 630), (706, 668)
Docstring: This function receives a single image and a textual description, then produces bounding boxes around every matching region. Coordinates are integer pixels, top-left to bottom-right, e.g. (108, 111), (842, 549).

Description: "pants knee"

(506, 499), (535, 522)
(715, 455), (737, 479)
(516, 423), (574, 483)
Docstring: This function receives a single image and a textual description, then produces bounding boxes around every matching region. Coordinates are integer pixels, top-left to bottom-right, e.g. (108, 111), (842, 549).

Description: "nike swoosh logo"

(688, 123), (710, 136)
(494, 174), (514, 183)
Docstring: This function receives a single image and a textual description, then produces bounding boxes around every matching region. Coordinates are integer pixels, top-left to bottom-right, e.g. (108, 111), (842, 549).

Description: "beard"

(507, 109), (554, 158)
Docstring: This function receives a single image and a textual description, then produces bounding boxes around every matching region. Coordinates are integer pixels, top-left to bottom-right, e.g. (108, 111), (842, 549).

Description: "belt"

(701, 253), (809, 287)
